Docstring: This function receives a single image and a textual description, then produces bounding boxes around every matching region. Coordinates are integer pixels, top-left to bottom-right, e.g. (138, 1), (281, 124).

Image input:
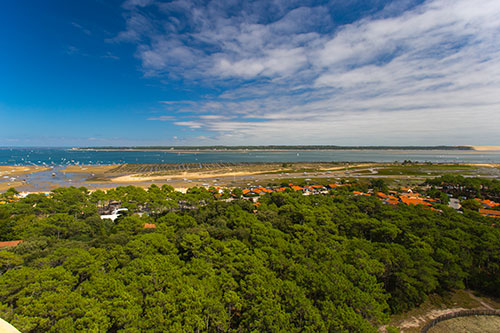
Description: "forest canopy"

(1, 185), (499, 332)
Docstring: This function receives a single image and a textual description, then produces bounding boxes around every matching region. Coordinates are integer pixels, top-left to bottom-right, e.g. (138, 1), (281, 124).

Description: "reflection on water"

(21, 167), (87, 191)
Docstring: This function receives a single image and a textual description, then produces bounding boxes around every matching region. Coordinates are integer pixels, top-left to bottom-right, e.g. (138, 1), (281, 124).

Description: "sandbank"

(0, 181), (25, 192)
(109, 163), (372, 183)
(58, 165), (118, 173)
(0, 166), (51, 176)
(470, 146), (500, 151)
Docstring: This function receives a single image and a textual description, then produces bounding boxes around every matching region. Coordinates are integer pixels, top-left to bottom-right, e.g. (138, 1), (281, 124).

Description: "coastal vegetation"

(426, 175), (500, 202)
(1, 184), (499, 332)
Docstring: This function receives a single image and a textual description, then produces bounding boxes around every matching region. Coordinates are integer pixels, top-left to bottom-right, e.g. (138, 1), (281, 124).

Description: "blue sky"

(1, 0), (500, 147)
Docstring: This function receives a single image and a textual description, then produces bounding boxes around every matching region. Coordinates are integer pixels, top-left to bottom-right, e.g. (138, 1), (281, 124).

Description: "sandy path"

(466, 291), (494, 310)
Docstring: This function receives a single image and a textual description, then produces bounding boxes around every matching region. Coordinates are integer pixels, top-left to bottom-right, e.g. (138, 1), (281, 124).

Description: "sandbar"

(0, 166), (51, 176)
(58, 165), (118, 173)
(109, 163), (373, 183)
(470, 146), (500, 151)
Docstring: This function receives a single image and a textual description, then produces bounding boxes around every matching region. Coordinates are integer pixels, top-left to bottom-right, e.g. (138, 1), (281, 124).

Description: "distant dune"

(470, 146), (500, 151)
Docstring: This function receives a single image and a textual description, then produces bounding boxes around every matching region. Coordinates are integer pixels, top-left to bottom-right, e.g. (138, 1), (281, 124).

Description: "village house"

(0, 240), (23, 248)
(474, 198), (500, 209)
(479, 208), (500, 218)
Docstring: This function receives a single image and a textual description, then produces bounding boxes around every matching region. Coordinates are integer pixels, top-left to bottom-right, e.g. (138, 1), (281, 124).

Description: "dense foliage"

(1, 186), (499, 332)
(427, 175), (500, 201)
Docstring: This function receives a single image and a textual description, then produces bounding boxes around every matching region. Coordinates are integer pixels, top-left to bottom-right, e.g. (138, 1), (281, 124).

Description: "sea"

(1, 148), (500, 165)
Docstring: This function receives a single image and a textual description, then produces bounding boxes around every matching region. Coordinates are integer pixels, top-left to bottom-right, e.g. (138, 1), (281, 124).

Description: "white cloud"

(173, 121), (203, 129)
(116, 0), (500, 145)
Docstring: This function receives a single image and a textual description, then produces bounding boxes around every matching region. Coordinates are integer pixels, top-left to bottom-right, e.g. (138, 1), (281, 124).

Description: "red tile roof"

(353, 191), (370, 196)
(144, 223), (156, 229)
(479, 209), (500, 217)
(329, 184), (347, 188)
(0, 240), (23, 248)
(475, 198), (500, 208)
(400, 197), (431, 206)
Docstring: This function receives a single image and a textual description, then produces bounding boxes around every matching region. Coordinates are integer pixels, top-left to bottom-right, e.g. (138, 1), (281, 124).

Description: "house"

(100, 208), (128, 221)
(0, 240), (23, 248)
(376, 192), (388, 199)
(98, 200), (122, 215)
(474, 198), (500, 209)
(352, 191), (370, 196)
(479, 209), (500, 218)
(400, 196), (431, 206)
(328, 184), (348, 189)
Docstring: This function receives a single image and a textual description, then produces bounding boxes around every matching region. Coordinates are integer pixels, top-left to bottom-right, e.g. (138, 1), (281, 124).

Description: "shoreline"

(72, 147), (476, 152)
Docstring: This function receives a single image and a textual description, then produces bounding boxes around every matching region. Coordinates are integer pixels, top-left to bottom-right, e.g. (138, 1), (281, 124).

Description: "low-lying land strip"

(74, 145), (474, 151)
(1, 162), (499, 193)
(1, 177), (499, 332)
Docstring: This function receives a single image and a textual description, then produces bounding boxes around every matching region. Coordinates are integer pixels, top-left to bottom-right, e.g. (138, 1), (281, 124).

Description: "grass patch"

(376, 165), (474, 176)
(350, 169), (374, 174)
(85, 177), (111, 182)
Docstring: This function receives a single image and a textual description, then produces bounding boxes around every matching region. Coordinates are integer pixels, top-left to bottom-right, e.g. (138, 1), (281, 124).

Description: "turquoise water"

(1, 148), (500, 165)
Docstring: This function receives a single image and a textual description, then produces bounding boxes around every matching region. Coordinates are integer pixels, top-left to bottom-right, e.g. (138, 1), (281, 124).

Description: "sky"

(1, 0), (500, 147)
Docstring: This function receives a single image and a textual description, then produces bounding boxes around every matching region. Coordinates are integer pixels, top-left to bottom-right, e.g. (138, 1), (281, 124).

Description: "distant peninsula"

(73, 145), (475, 151)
